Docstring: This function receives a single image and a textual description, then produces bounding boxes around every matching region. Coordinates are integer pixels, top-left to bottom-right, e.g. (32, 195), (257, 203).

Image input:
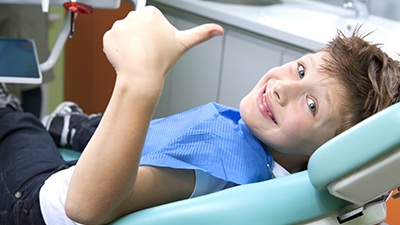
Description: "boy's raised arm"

(65, 6), (224, 224)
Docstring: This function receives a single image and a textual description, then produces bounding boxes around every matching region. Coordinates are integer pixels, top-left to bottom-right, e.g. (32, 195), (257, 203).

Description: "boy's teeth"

(262, 91), (277, 124)
(263, 93), (267, 104)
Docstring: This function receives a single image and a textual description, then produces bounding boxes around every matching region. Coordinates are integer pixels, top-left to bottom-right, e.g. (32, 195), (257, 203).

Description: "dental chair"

(59, 102), (400, 225)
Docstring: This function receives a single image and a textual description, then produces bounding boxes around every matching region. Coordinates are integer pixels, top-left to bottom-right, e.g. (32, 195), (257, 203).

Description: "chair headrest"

(308, 102), (400, 190)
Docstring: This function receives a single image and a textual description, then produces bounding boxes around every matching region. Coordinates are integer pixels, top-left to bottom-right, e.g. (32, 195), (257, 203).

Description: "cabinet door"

(153, 14), (224, 118)
(218, 30), (282, 108)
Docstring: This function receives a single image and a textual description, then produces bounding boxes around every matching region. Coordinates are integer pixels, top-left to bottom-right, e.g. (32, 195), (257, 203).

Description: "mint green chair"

(60, 102), (400, 225)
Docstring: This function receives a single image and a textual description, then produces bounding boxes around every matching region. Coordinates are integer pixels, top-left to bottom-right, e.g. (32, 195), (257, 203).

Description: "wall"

(47, 6), (66, 113)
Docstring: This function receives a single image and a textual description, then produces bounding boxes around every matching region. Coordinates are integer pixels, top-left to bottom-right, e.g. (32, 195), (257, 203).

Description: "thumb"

(177, 23), (224, 52)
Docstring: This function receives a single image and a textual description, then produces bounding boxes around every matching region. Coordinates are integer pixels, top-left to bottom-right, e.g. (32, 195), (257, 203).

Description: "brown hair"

(320, 27), (400, 135)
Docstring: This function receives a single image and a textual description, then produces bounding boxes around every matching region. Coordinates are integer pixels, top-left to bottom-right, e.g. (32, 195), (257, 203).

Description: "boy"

(1, 6), (399, 225)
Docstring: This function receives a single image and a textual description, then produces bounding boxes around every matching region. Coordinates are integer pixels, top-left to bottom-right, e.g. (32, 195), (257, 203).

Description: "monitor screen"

(0, 38), (42, 84)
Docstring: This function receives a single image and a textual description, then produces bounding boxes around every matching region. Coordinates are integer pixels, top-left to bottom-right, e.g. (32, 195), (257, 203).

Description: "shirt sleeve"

(190, 170), (237, 198)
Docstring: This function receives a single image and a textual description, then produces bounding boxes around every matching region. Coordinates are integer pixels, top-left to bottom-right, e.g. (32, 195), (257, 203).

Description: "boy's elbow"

(64, 201), (83, 224)
(65, 196), (109, 225)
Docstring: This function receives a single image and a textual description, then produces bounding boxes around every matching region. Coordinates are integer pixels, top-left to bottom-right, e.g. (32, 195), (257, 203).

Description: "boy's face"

(240, 51), (343, 157)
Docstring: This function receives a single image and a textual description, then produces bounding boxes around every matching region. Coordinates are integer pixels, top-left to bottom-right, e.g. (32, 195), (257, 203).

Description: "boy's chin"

(239, 94), (254, 114)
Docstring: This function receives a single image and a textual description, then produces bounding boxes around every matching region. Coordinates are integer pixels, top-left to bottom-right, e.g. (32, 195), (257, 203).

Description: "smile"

(257, 86), (277, 125)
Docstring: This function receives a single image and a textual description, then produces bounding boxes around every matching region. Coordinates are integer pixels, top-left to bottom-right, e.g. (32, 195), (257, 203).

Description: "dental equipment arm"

(41, 0), (49, 12)
(40, 12), (71, 72)
(132, 0), (146, 10)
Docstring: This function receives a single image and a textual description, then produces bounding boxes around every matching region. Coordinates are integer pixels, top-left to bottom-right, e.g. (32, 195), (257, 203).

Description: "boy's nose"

(272, 80), (303, 105)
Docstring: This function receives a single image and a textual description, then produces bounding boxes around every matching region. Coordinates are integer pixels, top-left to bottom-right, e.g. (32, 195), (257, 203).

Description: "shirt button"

(15, 191), (21, 198)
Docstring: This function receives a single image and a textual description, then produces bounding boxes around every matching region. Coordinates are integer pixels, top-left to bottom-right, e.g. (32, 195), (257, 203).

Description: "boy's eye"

(307, 98), (317, 114)
(298, 65), (305, 78)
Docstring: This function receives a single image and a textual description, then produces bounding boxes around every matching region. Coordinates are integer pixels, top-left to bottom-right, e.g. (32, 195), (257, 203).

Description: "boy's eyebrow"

(314, 84), (332, 120)
(320, 89), (332, 120)
(309, 53), (333, 116)
(324, 89), (331, 103)
(300, 53), (316, 71)
(319, 77), (334, 119)
(307, 53), (315, 69)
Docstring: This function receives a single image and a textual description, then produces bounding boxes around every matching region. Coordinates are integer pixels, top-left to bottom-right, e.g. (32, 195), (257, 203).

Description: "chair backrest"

(308, 102), (400, 205)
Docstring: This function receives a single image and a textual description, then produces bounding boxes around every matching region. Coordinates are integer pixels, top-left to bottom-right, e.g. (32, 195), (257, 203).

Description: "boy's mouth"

(258, 86), (277, 125)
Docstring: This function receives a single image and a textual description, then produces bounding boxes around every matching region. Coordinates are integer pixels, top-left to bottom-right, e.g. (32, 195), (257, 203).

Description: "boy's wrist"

(114, 73), (164, 100)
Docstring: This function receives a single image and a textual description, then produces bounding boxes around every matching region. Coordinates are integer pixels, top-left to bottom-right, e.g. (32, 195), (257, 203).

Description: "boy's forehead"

(301, 51), (329, 63)
(300, 52), (334, 79)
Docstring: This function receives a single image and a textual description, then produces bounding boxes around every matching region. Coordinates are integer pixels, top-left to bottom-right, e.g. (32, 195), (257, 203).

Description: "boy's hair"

(321, 27), (400, 135)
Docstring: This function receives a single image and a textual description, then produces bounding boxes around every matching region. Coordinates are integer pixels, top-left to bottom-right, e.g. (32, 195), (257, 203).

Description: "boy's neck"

(268, 147), (309, 173)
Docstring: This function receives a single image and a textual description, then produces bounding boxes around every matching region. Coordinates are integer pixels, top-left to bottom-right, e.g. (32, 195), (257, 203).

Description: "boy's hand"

(103, 6), (224, 89)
